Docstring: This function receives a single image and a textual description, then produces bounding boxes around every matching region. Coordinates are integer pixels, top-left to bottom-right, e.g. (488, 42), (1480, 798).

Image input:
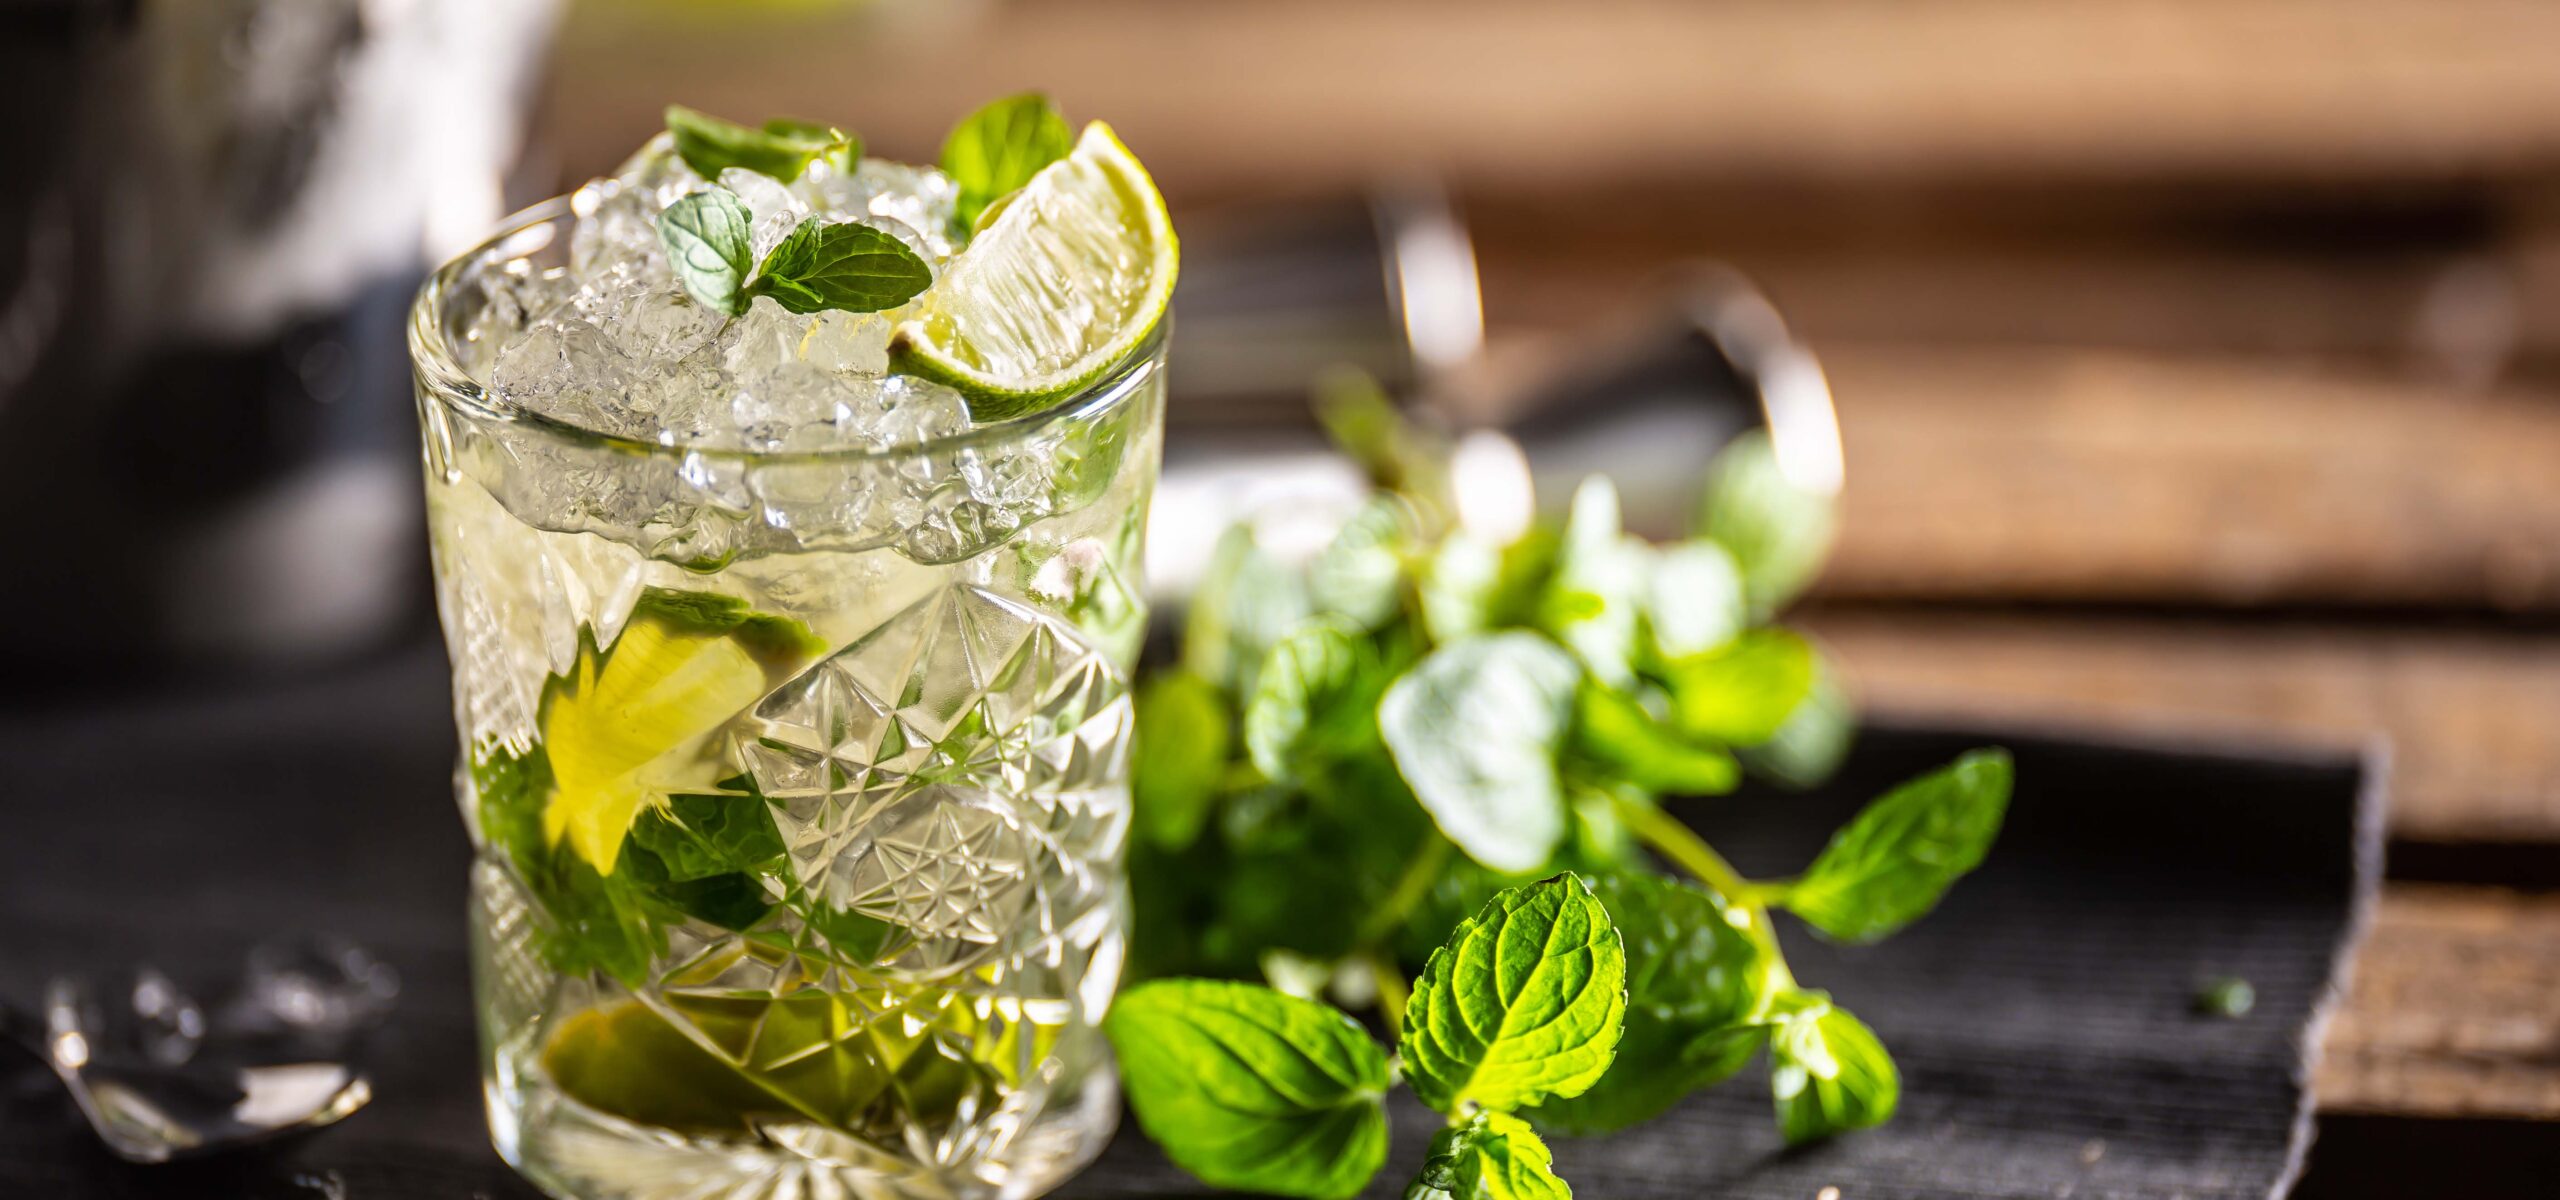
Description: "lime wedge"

(888, 121), (1178, 421)
(540, 589), (822, 874)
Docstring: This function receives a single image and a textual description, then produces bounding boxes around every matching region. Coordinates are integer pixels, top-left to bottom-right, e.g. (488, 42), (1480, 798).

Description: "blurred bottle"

(0, 0), (558, 693)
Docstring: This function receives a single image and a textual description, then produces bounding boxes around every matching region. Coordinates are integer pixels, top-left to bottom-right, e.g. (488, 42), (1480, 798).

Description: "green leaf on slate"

(1245, 618), (1373, 783)
(1769, 992), (1899, 1143)
(1381, 632), (1583, 873)
(1783, 748), (2012, 943)
(1539, 477), (1648, 686)
(665, 104), (841, 183)
(1400, 874), (1627, 1115)
(656, 190), (756, 317)
(1570, 683), (1740, 796)
(1308, 496), (1413, 631)
(1528, 872), (1774, 1134)
(1694, 429), (1836, 618)
(941, 92), (1075, 233)
(1643, 539), (1747, 662)
(747, 218), (934, 315)
(1106, 978), (1391, 1200)
(1662, 627), (1817, 747)
(1134, 670), (1229, 850)
(1407, 1111), (1571, 1200)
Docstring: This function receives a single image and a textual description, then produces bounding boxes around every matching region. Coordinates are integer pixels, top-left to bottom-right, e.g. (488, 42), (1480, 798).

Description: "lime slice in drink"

(888, 121), (1178, 421)
(540, 589), (822, 873)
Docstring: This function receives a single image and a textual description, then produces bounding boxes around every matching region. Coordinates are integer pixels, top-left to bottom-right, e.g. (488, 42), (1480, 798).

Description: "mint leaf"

(1769, 993), (1898, 1142)
(623, 788), (788, 931)
(1183, 526), (1313, 696)
(1400, 874), (1627, 1114)
(1408, 1112), (1571, 1200)
(941, 92), (1074, 232)
(1106, 979), (1391, 1200)
(1570, 683), (1740, 796)
(665, 104), (842, 183)
(1539, 477), (1648, 686)
(1382, 632), (1582, 873)
(657, 190), (755, 317)
(1662, 627), (1816, 747)
(1783, 748), (2011, 943)
(1307, 496), (1413, 631)
(1528, 872), (1774, 1133)
(1741, 664), (1853, 788)
(758, 116), (861, 175)
(1245, 618), (1371, 783)
(747, 218), (934, 315)
(1643, 540), (1746, 661)
(1695, 429), (1836, 617)
(1134, 670), (1229, 850)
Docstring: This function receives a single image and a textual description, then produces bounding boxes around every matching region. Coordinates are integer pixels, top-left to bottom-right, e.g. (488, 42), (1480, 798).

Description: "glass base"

(485, 1040), (1118, 1200)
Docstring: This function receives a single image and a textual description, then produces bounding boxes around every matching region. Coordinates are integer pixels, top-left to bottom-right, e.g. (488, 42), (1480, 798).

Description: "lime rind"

(888, 121), (1178, 422)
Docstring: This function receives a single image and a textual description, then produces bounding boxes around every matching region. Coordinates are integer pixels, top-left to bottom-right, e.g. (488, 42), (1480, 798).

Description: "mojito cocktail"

(411, 99), (1173, 1199)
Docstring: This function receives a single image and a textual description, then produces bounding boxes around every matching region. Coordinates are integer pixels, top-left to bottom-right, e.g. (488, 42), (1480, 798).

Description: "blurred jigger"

(1151, 184), (1842, 601)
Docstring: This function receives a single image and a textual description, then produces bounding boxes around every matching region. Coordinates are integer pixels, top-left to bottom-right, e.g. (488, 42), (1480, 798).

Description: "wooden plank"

(542, 0), (2560, 196)
(2322, 884), (2560, 1118)
(1800, 608), (2560, 843)
(1814, 344), (2560, 610)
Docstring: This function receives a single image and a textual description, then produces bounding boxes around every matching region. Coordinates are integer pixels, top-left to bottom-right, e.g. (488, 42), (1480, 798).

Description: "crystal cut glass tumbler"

(412, 202), (1161, 1200)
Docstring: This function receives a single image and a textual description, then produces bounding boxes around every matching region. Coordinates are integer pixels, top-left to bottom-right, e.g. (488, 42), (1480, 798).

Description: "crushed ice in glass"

(484, 135), (973, 452)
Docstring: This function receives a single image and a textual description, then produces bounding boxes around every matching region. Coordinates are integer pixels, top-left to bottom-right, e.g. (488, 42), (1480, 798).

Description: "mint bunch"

(1114, 377), (2011, 1194)
(1110, 875), (1620, 1200)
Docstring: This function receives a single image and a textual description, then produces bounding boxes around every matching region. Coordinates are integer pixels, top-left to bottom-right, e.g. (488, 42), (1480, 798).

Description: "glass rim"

(408, 195), (1167, 465)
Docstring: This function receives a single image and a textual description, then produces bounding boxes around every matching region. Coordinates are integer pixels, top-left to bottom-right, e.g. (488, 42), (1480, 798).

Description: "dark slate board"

(0, 643), (2379, 1200)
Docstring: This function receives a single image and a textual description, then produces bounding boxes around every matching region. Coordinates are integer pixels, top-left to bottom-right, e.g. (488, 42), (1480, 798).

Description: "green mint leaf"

(1400, 874), (1627, 1114)
(1570, 683), (1740, 796)
(1245, 618), (1371, 783)
(1783, 749), (2012, 943)
(623, 787), (788, 929)
(1538, 477), (1648, 686)
(628, 586), (826, 670)
(758, 116), (861, 175)
(1642, 540), (1746, 661)
(1695, 429), (1836, 618)
(941, 91), (1074, 232)
(1183, 526), (1313, 696)
(665, 104), (840, 183)
(1106, 979), (1391, 1200)
(1769, 993), (1899, 1142)
(747, 217), (934, 315)
(1408, 1112), (1572, 1200)
(1740, 663), (1854, 788)
(656, 190), (756, 317)
(1662, 627), (1817, 747)
(1134, 670), (1230, 850)
(1527, 872), (1775, 1134)
(1420, 532), (1502, 643)
(1308, 496), (1415, 631)
(473, 743), (665, 984)
(1381, 632), (1583, 873)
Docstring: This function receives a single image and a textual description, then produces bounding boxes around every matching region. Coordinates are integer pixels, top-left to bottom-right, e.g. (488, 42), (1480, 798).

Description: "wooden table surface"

(531, 0), (2560, 1170)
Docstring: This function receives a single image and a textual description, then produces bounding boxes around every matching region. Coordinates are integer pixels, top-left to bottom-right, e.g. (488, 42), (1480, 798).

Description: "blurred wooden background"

(536, 0), (2560, 1172)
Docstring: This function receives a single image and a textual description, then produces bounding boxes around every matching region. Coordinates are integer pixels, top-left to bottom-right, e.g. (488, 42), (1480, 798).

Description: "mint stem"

(1613, 792), (1799, 993)
(1356, 836), (1453, 949)
(1368, 951), (1410, 1029)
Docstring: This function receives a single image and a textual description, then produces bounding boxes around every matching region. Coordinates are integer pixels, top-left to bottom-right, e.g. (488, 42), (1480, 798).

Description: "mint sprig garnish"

(1115, 374), (2011, 1191)
(666, 104), (857, 184)
(940, 91), (1074, 234)
(657, 190), (757, 317)
(656, 198), (932, 319)
(749, 217), (934, 314)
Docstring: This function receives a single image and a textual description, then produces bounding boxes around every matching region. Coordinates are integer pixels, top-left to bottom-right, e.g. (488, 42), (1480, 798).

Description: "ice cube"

(721, 167), (814, 258)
